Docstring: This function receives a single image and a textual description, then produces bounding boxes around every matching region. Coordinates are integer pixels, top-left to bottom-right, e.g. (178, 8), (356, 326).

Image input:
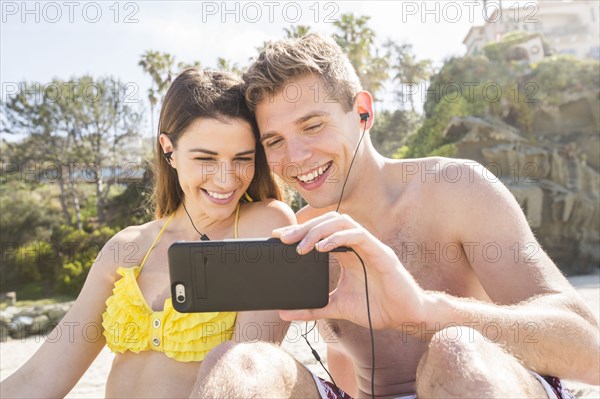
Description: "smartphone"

(168, 237), (329, 312)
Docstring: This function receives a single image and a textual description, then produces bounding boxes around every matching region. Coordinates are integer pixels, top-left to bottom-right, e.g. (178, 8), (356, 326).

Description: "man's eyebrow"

(189, 148), (256, 156)
(294, 111), (330, 125)
(259, 132), (278, 143)
(260, 111), (330, 142)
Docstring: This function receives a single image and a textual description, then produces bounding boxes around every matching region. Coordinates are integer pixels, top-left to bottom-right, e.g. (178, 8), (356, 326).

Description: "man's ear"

(353, 91), (374, 129)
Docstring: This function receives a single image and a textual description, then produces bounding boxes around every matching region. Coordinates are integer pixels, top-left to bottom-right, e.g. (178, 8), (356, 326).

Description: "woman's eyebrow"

(235, 149), (256, 156)
(189, 148), (218, 155)
(188, 148), (255, 156)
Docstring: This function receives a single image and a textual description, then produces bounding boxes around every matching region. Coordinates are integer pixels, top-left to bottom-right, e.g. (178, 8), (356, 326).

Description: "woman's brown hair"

(153, 68), (281, 218)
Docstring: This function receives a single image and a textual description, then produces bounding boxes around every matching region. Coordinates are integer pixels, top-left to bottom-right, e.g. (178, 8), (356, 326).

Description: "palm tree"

(138, 51), (175, 135)
(333, 14), (389, 98)
(283, 25), (311, 38)
(385, 41), (433, 111)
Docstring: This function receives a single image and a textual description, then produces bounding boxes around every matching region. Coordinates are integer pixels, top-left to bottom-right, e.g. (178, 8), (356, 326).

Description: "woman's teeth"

(297, 163), (331, 183)
(206, 190), (234, 199)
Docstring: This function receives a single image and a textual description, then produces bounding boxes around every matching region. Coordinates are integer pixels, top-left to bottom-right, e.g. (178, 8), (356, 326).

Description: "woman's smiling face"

(167, 117), (256, 220)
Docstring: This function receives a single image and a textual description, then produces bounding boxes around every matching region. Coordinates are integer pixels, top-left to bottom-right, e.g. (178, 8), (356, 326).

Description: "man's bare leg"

(190, 341), (320, 398)
(416, 326), (550, 398)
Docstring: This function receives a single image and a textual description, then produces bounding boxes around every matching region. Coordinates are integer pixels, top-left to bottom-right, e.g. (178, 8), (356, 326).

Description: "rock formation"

(444, 89), (599, 274)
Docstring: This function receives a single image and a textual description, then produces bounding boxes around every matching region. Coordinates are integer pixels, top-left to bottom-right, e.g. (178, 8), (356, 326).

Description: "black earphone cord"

(305, 114), (376, 399)
(169, 122), (375, 398)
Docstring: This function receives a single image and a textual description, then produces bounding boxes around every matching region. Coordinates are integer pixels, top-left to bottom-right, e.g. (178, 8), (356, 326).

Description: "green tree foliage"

(370, 110), (423, 157)
(105, 165), (154, 229)
(284, 24), (311, 38)
(54, 225), (118, 296)
(385, 41), (433, 111)
(402, 49), (599, 158)
(139, 50), (176, 134)
(0, 182), (61, 246)
(255, 25), (312, 54)
(333, 14), (389, 98)
(0, 21), (437, 299)
(2, 85), (82, 228)
(533, 55), (600, 104)
(2, 77), (143, 297)
(2, 77), (142, 226)
(216, 58), (245, 74)
(402, 95), (485, 158)
(139, 51), (206, 133)
(0, 183), (63, 293)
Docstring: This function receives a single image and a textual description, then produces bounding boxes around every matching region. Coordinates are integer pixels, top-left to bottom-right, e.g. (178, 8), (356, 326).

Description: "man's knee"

(224, 342), (290, 372)
(201, 341), (286, 376)
(416, 326), (547, 398)
(193, 342), (316, 398)
(419, 326), (486, 368)
(200, 340), (238, 370)
(416, 327), (492, 395)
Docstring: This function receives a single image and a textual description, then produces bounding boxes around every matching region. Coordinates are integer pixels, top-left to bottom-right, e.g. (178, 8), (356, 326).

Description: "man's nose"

(285, 137), (311, 165)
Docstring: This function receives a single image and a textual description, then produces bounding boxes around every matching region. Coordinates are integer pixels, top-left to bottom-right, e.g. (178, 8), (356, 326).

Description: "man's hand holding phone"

(274, 212), (432, 330)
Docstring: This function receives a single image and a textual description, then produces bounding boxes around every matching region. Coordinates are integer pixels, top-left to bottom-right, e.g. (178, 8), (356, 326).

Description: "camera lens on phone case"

(175, 284), (186, 303)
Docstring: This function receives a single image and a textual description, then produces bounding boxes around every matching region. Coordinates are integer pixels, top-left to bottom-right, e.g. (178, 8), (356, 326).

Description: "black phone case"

(168, 238), (329, 312)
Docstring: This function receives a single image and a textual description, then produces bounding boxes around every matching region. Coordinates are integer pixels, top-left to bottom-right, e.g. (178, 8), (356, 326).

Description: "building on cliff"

(463, 1), (600, 60)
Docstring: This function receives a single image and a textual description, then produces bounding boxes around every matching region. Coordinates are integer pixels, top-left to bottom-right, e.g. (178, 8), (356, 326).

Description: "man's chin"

(296, 190), (338, 210)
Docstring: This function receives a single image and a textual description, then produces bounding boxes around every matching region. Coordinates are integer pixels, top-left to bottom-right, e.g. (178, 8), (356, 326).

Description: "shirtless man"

(191, 33), (599, 398)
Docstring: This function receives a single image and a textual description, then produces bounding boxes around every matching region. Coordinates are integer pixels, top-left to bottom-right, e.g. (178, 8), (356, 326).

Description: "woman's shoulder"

(243, 198), (295, 220)
(112, 218), (165, 245)
(97, 218), (168, 269)
(240, 199), (296, 233)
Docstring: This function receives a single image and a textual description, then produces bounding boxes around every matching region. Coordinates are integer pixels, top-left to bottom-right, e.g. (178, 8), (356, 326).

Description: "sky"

(1, 0), (540, 136)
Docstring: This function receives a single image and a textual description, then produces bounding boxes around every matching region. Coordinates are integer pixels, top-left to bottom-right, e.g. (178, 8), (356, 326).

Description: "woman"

(0, 69), (295, 398)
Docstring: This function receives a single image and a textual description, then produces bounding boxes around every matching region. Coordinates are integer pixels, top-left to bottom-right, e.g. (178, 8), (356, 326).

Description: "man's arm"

(425, 160), (599, 383)
(275, 161), (599, 384)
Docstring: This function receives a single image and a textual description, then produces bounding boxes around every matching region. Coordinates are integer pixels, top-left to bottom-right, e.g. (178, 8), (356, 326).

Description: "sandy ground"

(1, 272), (598, 398)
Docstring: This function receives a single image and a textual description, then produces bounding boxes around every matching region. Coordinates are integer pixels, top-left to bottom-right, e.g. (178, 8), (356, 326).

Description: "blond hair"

(244, 33), (362, 112)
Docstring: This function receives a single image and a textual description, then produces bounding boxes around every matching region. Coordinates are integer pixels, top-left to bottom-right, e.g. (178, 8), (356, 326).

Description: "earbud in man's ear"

(359, 112), (370, 122)
(164, 152), (173, 164)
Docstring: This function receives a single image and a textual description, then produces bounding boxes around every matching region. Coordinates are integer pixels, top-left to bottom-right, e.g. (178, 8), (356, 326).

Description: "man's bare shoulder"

(389, 157), (498, 198)
(385, 157), (509, 233)
(390, 156), (483, 184)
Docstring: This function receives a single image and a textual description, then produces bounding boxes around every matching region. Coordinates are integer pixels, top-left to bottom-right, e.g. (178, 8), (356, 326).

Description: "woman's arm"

(0, 228), (139, 398)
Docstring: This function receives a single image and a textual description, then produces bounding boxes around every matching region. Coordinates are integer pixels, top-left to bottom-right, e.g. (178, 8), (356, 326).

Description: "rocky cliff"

(443, 89), (599, 274)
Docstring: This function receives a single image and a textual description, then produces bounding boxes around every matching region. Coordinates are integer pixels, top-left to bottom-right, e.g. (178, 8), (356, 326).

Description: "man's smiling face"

(255, 74), (361, 209)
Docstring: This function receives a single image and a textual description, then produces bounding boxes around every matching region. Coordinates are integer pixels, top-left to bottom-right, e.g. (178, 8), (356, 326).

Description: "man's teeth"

(206, 190), (234, 199)
(297, 164), (329, 183)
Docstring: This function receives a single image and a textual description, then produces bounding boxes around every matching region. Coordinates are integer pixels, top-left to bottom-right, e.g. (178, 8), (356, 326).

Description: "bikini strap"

(140, 213), (175, 269)
(234, 202), (241, 239)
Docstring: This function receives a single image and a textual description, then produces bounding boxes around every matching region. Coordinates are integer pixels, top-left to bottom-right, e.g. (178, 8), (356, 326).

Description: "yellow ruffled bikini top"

(101, 205), (241, 362)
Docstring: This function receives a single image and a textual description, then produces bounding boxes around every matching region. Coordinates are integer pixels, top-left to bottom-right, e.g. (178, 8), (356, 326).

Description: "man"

(192, 33), (599, 398)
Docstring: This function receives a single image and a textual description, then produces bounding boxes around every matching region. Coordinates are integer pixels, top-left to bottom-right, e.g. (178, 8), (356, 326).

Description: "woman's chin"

(202, 199), (240, 219)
